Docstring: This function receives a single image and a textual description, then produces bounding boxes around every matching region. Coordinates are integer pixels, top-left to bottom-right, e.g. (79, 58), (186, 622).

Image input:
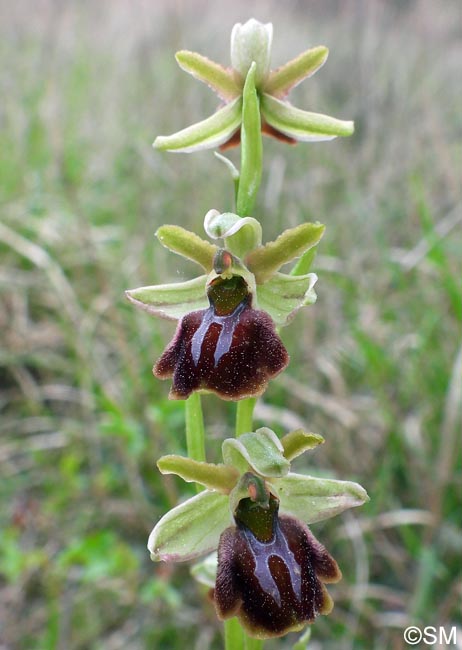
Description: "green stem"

(185, 393), (206, 491)
(236, 398), (256, 437)
(224, 618), (245, 650)
(224, 619), (264, 650)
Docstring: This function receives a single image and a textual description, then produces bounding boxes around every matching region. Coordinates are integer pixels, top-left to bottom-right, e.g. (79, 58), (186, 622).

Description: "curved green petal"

(204, 209), (262, 258)
(156, 225), (217, 271)
(246, 222), (325, 284)
(148, 490), (230, 562)
(222, 427), (289, 478)
(175, 50), (240, 101)
(157, 454), (238, 493)
(264, 46), (329, 97)
(261, 93), (354, 141)
(153, 97), (243, 153)
(125, 275), (208, 321)
(269, 473), (369, 525)
(256, 271), (317, 326)
(280, 430), (324, 461)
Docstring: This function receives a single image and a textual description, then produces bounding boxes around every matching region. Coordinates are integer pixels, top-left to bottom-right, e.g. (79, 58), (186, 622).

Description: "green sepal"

(236, 63), (262, 217)
(125, 275), (208, 321)
(153, 96), (242, 153)
(268, 473), (369, 525)
(204, 210), (262, 258)
(175, 50), (239, 101)
(157, 455), (238, 493)
(261, 93), (354, 141)
(246, 222), (325, 283)
(256, 271), (317, 326)
(264, 46), (328, 97)
(190, 552), (218, 588)
(222, 427), (290, 478)
(280, 430), (325, 461)
(156, 225), (217, 271)
(148, 490), (230, 562)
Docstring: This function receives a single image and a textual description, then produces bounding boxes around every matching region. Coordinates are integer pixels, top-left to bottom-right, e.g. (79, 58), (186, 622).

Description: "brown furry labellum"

(153, 276), (288, 400)
(214, 495), (341, 638)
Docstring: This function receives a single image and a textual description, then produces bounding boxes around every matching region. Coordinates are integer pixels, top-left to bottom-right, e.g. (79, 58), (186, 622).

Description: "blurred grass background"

(0, 0), (461, 648)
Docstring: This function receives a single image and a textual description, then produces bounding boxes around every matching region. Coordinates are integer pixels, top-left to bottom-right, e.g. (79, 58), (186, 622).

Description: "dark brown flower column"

(214, 494), (341, 638)
(154, 275), (288, 400)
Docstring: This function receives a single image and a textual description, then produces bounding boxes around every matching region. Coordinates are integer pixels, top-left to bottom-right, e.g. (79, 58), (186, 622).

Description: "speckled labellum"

(214, 491), (341, 638)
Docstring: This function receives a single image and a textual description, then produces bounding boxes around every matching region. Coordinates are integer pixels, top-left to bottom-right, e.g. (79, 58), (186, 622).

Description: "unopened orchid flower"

(126, 211), (323, 400)
(148, 428), (368, 638)
(154, 18), (354, 153)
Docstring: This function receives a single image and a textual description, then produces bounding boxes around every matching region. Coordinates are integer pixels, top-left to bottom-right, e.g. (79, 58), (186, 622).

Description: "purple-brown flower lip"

(214, 490), (342, 638)
(154, 275), (288, 401)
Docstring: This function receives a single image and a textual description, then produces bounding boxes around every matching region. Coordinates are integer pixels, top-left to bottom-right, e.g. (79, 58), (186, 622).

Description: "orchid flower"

(148, 428), (368, 638)
(153, 18), (354, 153)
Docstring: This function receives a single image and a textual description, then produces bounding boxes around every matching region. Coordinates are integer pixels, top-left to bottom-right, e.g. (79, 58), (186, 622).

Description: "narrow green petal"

(148, 491), (230, 562)
(264, 46), (329, 97)
(222, 427), (289, 478)
(156, 225), (217, 271)
(269, 473), (369, 525)
(256, 271), (318, 326)
(175, 50), (240, 101)
(261, 93), (354, 141)
(204, 209), (262, 258)
(280, 430), (325, 461)
(153, 97), (242, 153)
(236, 63), (262, 217)
(246, 222), (325, 284)
(157, 455), (238, 493)
(125, 275), (208, 321)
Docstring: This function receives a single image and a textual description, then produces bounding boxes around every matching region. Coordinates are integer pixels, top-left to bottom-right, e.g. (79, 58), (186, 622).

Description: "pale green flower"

(125, 212), (324, 400)
(147, 427), (368, 562)
(154, 18), (354, 153)
(126, 210), (323, 328)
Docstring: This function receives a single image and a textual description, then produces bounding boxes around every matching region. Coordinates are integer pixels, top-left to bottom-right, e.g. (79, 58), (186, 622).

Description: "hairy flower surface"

(147, 428), (368, 561)
(126, 212), (323, 400)
(147, 428), (368, 638)
(154, 275), (288, 400)
(153, 18), (354, 153)
(215, 494), (341, 638)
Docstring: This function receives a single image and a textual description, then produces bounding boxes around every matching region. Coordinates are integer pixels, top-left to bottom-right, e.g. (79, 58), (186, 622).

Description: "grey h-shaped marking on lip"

(190, 301), (247, 367)
(240, 521), (302, 608)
